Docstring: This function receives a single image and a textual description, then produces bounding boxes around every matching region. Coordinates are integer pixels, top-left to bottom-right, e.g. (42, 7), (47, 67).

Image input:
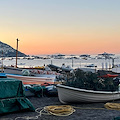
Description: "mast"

(72, 58), (73, 67)
(16, 38), (19, 68)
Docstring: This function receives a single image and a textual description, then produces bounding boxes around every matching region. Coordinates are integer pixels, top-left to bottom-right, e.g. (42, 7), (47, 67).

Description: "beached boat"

(57, 84), (120, 103)
(4, 66), (23, 75)
(6, 73), (57, 85)
(112, 64), (120, 73)
(48, 64), (73, 72)
(4, 66), (60, 78)
(79, 68), (97, 73)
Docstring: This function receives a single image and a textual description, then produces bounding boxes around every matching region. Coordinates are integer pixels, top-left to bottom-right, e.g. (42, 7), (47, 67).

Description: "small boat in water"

(85, 64), (96, 67)
(57, 84), (120, 104)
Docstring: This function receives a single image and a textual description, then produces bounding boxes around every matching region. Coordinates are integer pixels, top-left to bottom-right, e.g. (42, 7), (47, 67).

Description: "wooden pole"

(16, 38), (19, 68)
(51, 60), (52, 64)
(112, 58), (114, 68)
(72, 58), (73, 67)
(1, 47), (3, 73)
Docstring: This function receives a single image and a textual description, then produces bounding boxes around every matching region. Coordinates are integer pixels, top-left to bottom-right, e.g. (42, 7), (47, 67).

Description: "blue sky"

(0, 0), (120, 55)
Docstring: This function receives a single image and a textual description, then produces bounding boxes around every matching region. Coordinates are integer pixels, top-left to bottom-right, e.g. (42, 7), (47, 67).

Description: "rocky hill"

(0, 41), (27, 57)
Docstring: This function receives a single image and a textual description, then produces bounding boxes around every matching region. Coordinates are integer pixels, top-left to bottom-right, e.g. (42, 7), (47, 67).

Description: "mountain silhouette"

(0, 41), (27, 57)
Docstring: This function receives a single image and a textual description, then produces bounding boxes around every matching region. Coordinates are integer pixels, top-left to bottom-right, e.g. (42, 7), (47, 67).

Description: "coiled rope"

(104, 103), (120, 110)
(14, 105), (75, 120)
(43, 105), (75, 116)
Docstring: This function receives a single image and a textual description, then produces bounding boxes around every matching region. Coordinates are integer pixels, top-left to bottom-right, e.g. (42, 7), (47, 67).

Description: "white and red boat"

(6, 73), (57, 85)
(30, 69), (60, 77)
(4, 66), (60, 78)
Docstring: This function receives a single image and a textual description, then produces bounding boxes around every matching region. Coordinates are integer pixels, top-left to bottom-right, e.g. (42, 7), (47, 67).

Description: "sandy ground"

(1, 96), (120, 120)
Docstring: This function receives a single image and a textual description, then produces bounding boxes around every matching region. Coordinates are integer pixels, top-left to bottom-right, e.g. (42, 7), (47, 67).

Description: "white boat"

(6, 74), (57, 85)
(112, 67), (120, 73)
(57, 84), (120, 103)
(79, 68), (97, 73)
(112, 64), (120, 73)
(48, 64), (73, 72)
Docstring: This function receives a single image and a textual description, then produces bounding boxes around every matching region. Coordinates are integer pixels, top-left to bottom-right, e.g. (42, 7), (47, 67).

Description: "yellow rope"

(14, 105), (75, 119)
(37, 105), (105, 117)
(43, 105), (75, 116)
(104, 103), (120, 110)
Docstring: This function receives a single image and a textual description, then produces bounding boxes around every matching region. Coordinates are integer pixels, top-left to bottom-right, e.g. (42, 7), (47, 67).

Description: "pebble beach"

(1, 96), (120, 120)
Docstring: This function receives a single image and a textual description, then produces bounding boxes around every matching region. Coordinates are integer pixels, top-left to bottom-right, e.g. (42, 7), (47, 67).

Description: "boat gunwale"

(6, 73), (55, 79)
(57, 84), (120, 94)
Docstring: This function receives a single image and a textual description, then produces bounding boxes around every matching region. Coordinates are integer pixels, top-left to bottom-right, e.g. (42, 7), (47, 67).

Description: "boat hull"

(4, 66), (59, 78)
(7, 74), (56, 85)
(57, 84), (120, 103)
(4, 66), (22, 75)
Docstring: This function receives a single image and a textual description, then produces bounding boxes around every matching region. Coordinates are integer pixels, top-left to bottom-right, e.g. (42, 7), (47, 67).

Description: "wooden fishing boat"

(57, 84), (120, 103)
(30, 69), (60, 77)
(4, 66), (23, 75)
(6, 74), (56, 85)
(4, 66), (60, 78)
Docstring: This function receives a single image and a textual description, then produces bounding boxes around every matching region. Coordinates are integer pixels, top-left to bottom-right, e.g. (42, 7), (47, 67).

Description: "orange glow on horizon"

(1, 23), (120, 55)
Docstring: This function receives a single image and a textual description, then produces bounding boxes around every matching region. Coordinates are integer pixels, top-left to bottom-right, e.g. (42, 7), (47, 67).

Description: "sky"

(0, 0), (120, 55)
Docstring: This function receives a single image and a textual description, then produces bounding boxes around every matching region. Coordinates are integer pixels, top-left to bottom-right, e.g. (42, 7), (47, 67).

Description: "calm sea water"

(2, 54), (120, 70)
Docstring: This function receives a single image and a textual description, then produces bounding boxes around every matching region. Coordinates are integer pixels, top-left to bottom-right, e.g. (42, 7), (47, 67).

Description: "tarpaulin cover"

(0, 78), (35, 114)
(25, 85), (46, 97)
